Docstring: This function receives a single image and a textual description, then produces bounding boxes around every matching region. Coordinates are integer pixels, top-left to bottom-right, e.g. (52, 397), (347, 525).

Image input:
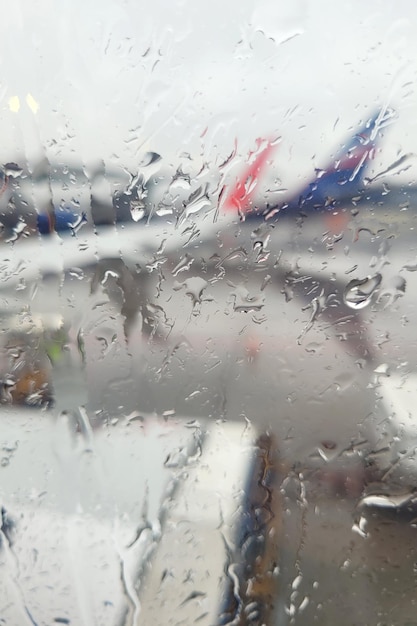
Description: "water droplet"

(251, 225), (271, 250)
(260, 274), (272, 291)
(391, 275), (406, 293)
(343, 273), (382, 310)
(153, 201), (171, 217)
(170, 166), (191, 190)
(139, 151), (161, 168)
(173, 277), (208, 305)
(232, 286), (265, 312)
(402, 260), (417, 272)
(374, 363), (390, 376)
(3, 162), (23, 178)
(5, 218), (27, 243)
(172, 253), (194, 276)
(130, 199), (146, 222)
(358, 492), (417, 509)
(367, 152), (415, 183)
(68, 267), (85, 280)
(292, 574), (302, 590)
(215, 247), (248, 269)
(182, 183), (211, 220)
(352, 514), (368, 538)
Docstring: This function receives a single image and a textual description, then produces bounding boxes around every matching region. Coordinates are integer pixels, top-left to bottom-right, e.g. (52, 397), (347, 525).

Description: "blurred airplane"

(224, 107), (395, 223)
(0, 108), (392, 240)
(0, 108), (394, 289)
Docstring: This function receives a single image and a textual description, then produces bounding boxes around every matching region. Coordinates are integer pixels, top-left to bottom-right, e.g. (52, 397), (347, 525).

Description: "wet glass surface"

(1, 1), (417, 624)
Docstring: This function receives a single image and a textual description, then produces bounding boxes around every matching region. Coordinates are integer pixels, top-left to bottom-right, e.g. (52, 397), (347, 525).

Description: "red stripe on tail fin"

(223, 138), (276, 215)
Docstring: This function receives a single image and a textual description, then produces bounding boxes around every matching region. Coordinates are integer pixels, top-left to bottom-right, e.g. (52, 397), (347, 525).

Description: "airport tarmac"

(1, 213), (417, 624)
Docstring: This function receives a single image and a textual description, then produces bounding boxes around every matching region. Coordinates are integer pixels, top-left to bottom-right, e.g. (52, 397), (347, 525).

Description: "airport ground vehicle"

(0, 162), (134, 238)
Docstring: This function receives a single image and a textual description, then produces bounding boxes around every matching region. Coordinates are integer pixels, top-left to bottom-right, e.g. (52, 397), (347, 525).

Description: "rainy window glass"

(1, 1), (417, 624)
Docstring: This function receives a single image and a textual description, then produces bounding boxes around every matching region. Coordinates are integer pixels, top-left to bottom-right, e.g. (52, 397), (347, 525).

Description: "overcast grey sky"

(1, 0), (416, 187)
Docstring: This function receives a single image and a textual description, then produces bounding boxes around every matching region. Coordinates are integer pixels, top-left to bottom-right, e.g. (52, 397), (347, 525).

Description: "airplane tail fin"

(297, 108), (395, 210)
(328, 108), (394, 183)
(222, 138), (277, 217)
(221, 108), (394, 219)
